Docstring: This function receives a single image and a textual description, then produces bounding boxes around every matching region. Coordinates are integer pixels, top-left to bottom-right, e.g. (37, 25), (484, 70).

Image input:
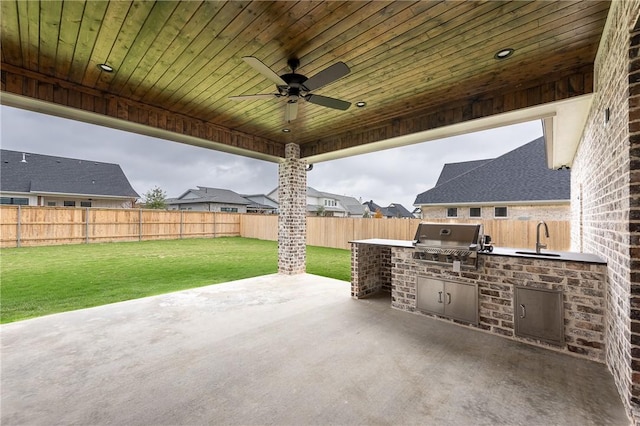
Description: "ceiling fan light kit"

(229, 56), (352, 122)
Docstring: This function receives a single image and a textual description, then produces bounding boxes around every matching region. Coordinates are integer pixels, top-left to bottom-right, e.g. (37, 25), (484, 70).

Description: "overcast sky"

(1, 105), (542, 210)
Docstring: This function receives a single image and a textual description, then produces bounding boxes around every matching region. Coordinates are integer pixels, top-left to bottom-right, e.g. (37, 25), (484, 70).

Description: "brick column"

(278, 143), (306, 274)
(629, 20), (640, 417)
(350, 243), (391, 298)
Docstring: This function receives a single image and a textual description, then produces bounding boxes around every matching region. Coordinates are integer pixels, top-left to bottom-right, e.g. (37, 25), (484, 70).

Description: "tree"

(316, 205), (326, 217)
(374, 208), (384, 219)
(144, 186), (167, 209)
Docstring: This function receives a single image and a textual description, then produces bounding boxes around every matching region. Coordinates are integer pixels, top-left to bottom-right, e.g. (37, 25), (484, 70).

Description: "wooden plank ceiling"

(1, 1), (610, 161)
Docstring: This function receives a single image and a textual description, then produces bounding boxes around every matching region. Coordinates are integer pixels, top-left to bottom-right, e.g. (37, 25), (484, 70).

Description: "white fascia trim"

(33, 191), (136, 200)
(0, 191), (31, 197)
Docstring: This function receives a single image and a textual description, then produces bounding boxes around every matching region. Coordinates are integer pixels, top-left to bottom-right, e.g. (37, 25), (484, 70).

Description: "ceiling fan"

(229, 56), (351, 122)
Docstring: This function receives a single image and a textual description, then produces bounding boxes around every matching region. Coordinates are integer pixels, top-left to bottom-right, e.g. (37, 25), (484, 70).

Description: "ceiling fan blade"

(242, 56), (287, 86)
(285, 100), (298, 122)
(302, 62), (350, 91)
(305, 94), (351, 111)
(228, 94), (280, 101)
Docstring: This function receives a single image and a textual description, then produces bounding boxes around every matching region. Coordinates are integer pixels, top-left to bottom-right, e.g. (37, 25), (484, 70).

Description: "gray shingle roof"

(307, 186), (325, 198)
(386, 203), (413, 218)
(171, 187), (251, 205)
(363, 200), (385, 215)
(0, 149), (139, 198)
(326, 193), (365, 216)
(269, 186), (364, 215)
(241, 194), (278, 210)
(414, 137), (570, 205)
(435, 159), (492, 186)
(363, 200), (413, 218)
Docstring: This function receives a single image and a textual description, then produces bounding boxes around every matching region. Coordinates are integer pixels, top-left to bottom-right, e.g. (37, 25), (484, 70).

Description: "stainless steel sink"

(515, 251), (561, 257)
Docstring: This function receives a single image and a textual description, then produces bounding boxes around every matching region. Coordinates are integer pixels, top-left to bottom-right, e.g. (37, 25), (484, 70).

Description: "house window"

(221, 207), (238, 213)
(447, 207), (458, 217)
(0, 197), (29, 205)
(47, 201), (57, 206)
(469, 207), (481, 218)
(63, 201), (76, 207)
(494, 207), (508, 218)
(324, 199), (336, 207)
(80, 201), (92, 208)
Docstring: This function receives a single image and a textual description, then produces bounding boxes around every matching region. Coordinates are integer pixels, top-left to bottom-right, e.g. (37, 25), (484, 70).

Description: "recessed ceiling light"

(494, 48), (514, 60)
(355, 101), (367, 108)
(98, 63), (114, 72)
(282, 128), (291, 133)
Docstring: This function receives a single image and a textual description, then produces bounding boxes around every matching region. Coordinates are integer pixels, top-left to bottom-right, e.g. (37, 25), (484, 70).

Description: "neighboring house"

(0, 149), (139, 208)
(167, 186), (252, 212)
(411, 208), (422, 219)
(413, 137), (570, 221)
(241, 194), (279, 214)
(268, 186), (364, 217)
(363, 200), (385, 217)
(385, 203), (414, 218)
(363, 200), (414, 218)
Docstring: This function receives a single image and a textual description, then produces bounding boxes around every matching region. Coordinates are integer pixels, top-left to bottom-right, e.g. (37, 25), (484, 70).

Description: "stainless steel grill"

(412, 223), (482, 269)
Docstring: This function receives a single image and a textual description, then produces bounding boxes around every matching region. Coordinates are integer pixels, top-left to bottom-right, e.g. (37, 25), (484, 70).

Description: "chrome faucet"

(536, 221), (549, 254)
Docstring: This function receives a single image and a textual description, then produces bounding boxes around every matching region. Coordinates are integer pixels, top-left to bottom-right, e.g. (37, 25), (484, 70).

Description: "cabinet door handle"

(447, 293), (452, 305)
(438, 291), (443, 303)
(520, 304), (526, 318)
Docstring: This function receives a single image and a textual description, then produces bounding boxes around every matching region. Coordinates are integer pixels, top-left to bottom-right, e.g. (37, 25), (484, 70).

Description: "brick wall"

(350, 243), (392, 298)
(571, 1), (640, 422)
(632, 20), (640, 418)
(278, 143), (306, 275)
(388, 247), (606, 361)
(570, 0), (640, 420)
(421, 204), (570, 221)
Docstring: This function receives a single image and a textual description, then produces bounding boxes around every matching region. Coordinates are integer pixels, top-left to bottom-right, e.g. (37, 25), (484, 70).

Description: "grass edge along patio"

(0, 237), (350, 324)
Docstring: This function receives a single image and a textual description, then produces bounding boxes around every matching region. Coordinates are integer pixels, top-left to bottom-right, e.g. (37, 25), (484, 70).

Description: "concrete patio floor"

(1, 273), (629, 425)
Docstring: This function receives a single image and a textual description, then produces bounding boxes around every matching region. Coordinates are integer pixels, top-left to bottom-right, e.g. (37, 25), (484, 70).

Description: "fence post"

(139, 209), (143, 241)
(180, 210), (184, 239)
(213, 212), (217, 238)
(16, 205), (21, 248)
(85, 207), (90, 244)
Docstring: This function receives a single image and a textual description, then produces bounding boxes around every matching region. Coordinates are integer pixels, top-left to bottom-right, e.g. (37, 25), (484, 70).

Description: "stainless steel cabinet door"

(515, 287), (564, 345)
(417, 276), (478, 324)
(417, 276), (445, 315)
(444, 281), (478, 324)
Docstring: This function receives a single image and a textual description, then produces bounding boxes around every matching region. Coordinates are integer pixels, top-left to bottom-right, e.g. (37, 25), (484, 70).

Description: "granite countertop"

(349, 238), (415, 248)
(485, 247), (606, 264)
(349, 239), (607, 264)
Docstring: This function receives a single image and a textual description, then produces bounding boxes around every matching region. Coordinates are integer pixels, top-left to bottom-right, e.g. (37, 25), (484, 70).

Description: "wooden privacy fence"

(240, 216), (571, 251)
(0, 206), (240, 247)
(1, 206), (570, 251)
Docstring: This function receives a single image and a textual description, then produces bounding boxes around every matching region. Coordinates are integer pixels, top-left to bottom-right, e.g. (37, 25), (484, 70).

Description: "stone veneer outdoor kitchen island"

(351, 239), (607, 361)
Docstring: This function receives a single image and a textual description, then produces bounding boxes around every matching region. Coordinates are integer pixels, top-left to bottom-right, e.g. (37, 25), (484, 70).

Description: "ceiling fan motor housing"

(279, 73), (309, 97)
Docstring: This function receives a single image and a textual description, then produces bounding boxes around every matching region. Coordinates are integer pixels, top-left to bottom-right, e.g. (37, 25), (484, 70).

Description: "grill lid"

(413, 223), (481, 251)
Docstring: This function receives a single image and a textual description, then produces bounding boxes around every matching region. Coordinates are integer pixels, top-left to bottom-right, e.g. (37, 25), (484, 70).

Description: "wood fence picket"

(0, 206), (570, 251)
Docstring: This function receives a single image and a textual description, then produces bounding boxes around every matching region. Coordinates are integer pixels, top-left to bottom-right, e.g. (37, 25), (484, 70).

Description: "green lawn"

(0, 237), (351, 324)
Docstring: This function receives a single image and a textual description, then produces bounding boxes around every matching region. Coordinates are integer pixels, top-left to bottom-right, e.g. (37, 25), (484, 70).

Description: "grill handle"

(447, 292), (452, 305)
(438, 291), (443, 303)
